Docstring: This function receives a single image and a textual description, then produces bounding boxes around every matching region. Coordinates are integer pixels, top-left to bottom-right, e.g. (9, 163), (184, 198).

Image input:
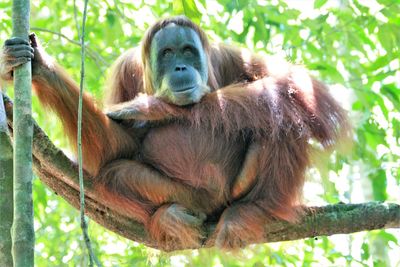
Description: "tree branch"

(3, 94), (399, 252)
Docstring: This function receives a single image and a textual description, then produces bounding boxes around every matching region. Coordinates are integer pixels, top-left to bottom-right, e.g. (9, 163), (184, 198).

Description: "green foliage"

(173, 0), (202, 23)
(1, 0), (399, 266)
(314, 0), (328, 9)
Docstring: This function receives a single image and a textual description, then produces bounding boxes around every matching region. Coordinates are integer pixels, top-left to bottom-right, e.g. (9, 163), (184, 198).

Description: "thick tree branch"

(3, 95), (400, 251)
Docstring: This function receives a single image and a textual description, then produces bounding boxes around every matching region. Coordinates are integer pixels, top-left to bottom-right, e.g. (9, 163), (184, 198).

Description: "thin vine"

(77, 0), (102, 266)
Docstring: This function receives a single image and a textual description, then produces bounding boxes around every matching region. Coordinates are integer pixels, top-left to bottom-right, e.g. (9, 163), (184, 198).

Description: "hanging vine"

(76, 0), (102, 265)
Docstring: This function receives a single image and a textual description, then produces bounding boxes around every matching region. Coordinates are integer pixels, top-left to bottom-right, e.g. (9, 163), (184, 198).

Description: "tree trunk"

(0, 93), (13, 267)
(11, 0), (35, 266)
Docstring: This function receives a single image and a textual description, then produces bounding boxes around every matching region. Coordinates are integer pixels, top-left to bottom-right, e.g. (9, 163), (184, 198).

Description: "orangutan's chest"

(140, 124), (246, 188)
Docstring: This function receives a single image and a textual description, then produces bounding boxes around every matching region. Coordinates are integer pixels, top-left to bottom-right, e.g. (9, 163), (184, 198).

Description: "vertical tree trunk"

(0, 93), (14, 267)
(11, 0), (35, 266)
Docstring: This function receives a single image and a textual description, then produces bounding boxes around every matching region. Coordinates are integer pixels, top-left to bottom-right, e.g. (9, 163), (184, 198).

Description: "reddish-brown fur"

(9, 16), (348, 250)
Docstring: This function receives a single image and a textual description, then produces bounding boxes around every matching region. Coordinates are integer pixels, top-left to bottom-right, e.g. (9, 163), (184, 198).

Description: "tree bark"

(0, 93), (13, 267)
(11, 0), (35, 265)
(3, 94), (400, 252)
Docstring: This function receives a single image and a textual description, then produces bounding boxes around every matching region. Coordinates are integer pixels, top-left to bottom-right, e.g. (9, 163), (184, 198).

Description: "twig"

(77, 1), (102, 266)
(112, 0), (136, 24)
(30, 27), (108, 68)
(73, 0), (81, 39)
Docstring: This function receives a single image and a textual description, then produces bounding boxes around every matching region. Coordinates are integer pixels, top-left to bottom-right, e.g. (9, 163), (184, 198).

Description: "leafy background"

(1, 0), (399, 266)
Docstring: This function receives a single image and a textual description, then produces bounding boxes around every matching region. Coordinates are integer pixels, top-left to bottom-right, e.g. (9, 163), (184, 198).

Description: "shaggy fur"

(22, 16), (349, 250)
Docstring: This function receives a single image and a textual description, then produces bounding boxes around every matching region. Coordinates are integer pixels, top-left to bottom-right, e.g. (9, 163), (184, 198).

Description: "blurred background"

(1, 0), (399, 266)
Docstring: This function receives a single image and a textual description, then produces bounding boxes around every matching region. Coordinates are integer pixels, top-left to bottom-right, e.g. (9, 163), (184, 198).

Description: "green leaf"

(172, 0), (201, 24)
(308, 63), (345, 83)
(378, 231), (399, 245)
(361, 242), (370, 261)
(393, 118), (400, 142)
(376, 95), (389, 119)
(106, 9), (116, 27)
(370, 169), (387, 201)
(314, 0), (328, 9)
(381, 85), (400, 111)
(370, 56), (391, 71)
(378, 24), (395, 54)
(364, 121), (387, 149)
(254, 12), (270, 44)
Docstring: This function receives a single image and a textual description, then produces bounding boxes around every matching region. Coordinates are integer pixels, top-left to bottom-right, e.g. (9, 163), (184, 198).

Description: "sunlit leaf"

(106, 9), (116, 27)
(172, 0), (201, 23)
(369, 169), (388, 201)
(361, 242), (370, 261)
(381, 85), (400, 111)
(314, 0), (328, 9)
(378, 231), (399, 245)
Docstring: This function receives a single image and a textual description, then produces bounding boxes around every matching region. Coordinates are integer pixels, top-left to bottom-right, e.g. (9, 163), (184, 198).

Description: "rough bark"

(11, 0), (35, 265)
(3, 94), (400, 252)
(0, 93), (13, 267)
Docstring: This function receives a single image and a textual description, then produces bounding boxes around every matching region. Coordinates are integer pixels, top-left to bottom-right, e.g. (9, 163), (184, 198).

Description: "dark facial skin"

(150, 25), (209, 106)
